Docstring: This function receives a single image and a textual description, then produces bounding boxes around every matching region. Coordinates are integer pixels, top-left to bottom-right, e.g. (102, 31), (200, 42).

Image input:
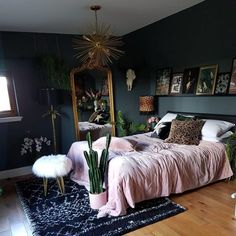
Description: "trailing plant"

(226, 132), (236, 178)
(38, 55), (70, 90)
(116, 110), (146, 137)
(84, 132), (111, 194)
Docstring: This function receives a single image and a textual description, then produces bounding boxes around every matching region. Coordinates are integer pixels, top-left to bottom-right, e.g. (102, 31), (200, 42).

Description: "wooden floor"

(0, 176), (236, 236)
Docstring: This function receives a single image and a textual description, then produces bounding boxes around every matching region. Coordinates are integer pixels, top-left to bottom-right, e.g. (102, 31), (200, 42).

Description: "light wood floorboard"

(0, 176), (235, 236)
(127, 180), (236, 236)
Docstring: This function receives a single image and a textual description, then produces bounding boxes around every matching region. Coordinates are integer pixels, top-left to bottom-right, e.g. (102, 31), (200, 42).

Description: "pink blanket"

(67, 133), (233, 217)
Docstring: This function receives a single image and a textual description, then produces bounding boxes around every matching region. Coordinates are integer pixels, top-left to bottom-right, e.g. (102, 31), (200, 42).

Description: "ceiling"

(0, 0), (205, 36)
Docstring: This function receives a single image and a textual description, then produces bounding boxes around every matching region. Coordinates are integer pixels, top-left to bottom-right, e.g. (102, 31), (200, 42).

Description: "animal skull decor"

(126, 69), (136, 91)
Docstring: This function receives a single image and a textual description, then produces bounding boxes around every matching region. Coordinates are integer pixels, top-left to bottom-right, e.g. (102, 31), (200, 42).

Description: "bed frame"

(167, 111), (236, 124)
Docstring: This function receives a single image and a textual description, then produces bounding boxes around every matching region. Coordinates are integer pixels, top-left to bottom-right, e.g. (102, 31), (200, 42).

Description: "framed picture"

(155, 68), (171, 95)
(215, 72), (230, 95)
(229, 58), (236, 94)
(182, 67), (199, 94)
(196, 65), (218, 95)
(170, 73), (183, 94)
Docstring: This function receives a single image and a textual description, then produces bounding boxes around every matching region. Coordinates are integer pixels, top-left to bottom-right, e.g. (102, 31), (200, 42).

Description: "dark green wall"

(0, 31), (149, 171)
(1, 0), (236, 171)
(0, 32), (77, 171)
(123, 0), (236, 116)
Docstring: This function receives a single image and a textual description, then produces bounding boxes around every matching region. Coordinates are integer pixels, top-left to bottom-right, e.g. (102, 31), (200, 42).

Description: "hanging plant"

(37, 55), (70, 90)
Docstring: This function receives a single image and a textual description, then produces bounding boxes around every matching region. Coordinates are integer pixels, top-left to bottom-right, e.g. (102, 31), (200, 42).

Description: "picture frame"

(215, 72), (230, 95)
(229, 58), (236, 94)
(196, 65), (218, 95)
(155, 68), (171, 95)
(182, 67), (199, 94)
(170, 73), (183, 94)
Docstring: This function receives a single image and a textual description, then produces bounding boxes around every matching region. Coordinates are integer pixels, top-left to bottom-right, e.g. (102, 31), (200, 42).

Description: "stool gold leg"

(43, 178), (48, 196)
(60, 177), (65, 194)
(56, 177), (63, 193)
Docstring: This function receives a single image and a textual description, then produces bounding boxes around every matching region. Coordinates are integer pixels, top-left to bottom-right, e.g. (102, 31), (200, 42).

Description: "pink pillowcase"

(93, 137), (135, 152)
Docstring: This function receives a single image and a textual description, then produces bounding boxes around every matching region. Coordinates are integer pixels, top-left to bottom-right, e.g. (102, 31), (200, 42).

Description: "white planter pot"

(89, 191), (107, 209)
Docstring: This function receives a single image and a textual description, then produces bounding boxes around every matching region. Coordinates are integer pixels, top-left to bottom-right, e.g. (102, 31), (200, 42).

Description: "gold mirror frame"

(70, 64), (116, 140)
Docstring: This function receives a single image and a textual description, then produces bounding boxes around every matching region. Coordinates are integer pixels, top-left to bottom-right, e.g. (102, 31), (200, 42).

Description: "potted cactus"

(84, 132), (111, 209)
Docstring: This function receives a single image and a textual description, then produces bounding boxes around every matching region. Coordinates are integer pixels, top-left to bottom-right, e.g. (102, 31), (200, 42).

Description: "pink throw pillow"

(93, 137), (134, 152)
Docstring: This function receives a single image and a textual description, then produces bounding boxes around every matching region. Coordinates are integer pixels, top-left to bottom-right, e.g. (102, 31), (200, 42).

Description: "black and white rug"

(16, 178), (186, 236)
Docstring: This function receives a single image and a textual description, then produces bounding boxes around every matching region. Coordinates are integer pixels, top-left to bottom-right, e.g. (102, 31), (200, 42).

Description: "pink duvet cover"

(67, 133), (233, 217)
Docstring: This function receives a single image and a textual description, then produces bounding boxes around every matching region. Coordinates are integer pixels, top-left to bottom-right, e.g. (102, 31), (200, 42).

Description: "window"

(0, 72), (18, 118)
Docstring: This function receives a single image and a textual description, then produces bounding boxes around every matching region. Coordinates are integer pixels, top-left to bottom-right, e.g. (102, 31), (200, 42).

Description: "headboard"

(167, 111), (236, 126)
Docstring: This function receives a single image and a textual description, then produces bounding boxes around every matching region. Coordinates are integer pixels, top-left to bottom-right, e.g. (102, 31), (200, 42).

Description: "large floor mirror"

(70, 64), (116, 140)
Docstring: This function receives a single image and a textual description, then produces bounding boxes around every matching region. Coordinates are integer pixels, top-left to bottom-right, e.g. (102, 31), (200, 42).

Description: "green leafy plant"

(38, 55), (70, 90)
(84, 132), (111, 194)
(226, 133), (236, 178)
(116, 110), (146, 137)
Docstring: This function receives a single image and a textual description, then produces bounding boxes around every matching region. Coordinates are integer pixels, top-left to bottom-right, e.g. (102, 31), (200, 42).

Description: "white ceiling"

(0, 0), (204, 36)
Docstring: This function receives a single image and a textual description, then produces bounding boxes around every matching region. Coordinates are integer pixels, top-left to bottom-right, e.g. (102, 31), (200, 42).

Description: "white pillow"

(155, 112), (195, 128)
(156, 113), (177, 127)
(201, 119), (235, 138)
(202, 131), (233, 142)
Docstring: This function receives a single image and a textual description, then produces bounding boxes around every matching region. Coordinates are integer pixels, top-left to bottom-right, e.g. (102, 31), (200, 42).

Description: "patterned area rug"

(16, 178), (186, 236)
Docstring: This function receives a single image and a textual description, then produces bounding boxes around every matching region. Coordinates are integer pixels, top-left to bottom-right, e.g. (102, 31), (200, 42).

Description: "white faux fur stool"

(32, 154), (72, 196)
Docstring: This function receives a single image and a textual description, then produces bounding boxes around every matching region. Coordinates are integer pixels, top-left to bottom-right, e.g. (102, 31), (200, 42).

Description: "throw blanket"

(67, 133), (233, 217)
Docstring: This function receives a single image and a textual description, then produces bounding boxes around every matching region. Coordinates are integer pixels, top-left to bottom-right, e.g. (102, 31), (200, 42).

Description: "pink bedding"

(67, 133), (233, 217)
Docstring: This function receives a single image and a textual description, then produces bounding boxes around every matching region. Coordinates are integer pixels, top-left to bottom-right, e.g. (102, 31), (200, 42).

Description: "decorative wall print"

(196, 65), (218, 95)
(215, 72), (230, 94)
(155, 68), (171, 95)
(170, 73), (183, 94)
(182, 67), (199, 94)
(229, 58), (236, 94)
(126, 69), (136, 91)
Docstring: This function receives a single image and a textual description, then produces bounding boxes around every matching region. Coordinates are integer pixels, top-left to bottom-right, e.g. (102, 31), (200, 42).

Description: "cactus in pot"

(84, 132), (111, 194)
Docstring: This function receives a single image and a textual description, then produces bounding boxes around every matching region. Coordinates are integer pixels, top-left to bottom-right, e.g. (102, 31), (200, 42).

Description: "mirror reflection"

(70, 65), (115, 140)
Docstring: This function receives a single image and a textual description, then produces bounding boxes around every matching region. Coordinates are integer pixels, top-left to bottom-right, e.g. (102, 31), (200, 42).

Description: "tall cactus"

(84, 132), (111, 194)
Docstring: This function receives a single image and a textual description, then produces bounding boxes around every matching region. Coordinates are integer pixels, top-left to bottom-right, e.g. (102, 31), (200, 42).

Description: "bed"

(67, 112), (234, 217)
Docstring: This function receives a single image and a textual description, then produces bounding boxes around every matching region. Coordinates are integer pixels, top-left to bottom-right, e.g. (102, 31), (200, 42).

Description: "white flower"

(147, 116), (159, 124)
(20, 148), (27, 156)
(20, 136), (51, 157)
(36, 145), (42, 152)
(46, 140), (51, 146)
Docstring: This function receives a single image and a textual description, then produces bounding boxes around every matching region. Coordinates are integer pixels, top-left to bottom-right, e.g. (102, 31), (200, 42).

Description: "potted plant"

(116, 110), (146, 136)
(226, 132), (236, 178)
(38, 55), (71, 91)
(84, 132), (111, 209)
(147, 116), (160, 131)
(37, 55), (71, 105)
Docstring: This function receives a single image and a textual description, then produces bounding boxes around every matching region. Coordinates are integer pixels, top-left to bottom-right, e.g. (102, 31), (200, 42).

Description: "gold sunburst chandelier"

(73, 5), (124, 66)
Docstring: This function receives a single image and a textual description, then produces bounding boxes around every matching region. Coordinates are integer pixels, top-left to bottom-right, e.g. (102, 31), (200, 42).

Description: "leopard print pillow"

(165, 119), (205, 145)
